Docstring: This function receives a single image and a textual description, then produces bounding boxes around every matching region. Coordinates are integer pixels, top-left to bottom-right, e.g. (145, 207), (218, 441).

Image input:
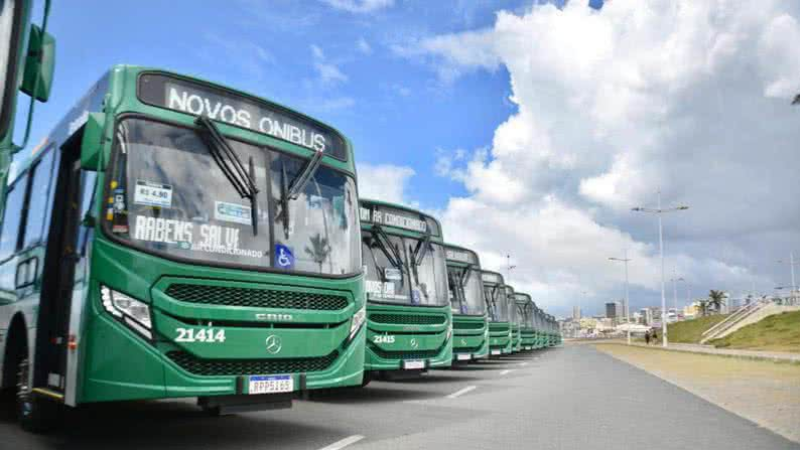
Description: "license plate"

(456, 353), (472, 361)
(524, 346), (531, 350)
(491, 349), (501, 356)
(403, 360), (425, 370)
(248, 375), (293, 395)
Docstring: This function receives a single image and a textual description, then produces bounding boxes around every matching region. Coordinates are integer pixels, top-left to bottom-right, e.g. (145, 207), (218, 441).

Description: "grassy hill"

(711, 311), (800, 353)
(666, 314), (729, 344)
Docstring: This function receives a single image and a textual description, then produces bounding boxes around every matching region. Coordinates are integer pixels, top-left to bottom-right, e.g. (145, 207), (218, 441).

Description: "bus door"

(34, 138), (91, 396)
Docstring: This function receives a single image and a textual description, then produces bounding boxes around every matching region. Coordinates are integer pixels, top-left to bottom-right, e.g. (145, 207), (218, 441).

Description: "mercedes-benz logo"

(460, 339), (467, 346)
(410, 338), (419, 349)
(265, 335), (282, 354)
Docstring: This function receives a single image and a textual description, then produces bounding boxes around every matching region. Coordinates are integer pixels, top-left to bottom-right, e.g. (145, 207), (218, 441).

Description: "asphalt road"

(2, 345), (797, 450)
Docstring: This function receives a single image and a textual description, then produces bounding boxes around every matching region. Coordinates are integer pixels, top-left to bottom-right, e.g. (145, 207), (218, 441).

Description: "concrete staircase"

(700, 301), (800, 344)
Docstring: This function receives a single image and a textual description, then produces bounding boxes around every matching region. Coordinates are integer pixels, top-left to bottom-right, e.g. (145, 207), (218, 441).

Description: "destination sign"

(514, 293), (531, 302)
(359, 202), (441, 236)
(137, 73), (347, 159)
(481, 272), (502, 284)
(445, 248), (477, 265)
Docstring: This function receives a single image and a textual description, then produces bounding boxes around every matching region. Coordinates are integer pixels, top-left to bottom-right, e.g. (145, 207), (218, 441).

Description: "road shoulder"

(595, 343), (800, 445)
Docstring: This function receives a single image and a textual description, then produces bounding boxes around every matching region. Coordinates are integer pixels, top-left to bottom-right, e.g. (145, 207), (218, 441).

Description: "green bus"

(514, 293), (536, 351)
(0, 0), (56, 203)
(444, 243), (488, 363)
(506, 285), (521, 353)
(532, 303), (545, 349)
(0, 65), (367, 431)
(547, 313), (561, 346)
(360, 199), (452, 380)
(482, 270), (512, 357)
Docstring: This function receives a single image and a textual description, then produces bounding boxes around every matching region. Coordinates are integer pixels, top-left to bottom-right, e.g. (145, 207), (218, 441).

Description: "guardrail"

(700, 300), (768, 343)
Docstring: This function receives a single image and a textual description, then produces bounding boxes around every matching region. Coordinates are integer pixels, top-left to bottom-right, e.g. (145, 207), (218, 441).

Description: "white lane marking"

(500, 369), (512, 375)
(447, 385), (477, 399)
(318, 435), (365, 450)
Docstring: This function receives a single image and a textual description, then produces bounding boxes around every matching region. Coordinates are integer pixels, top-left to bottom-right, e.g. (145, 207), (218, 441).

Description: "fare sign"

(138, 73), (347, 159)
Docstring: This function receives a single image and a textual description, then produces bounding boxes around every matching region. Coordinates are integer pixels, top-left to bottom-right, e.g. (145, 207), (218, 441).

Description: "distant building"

(605, 302), (621, 320)
(639, 307), (654, 325)
(572, 305), (581, 322)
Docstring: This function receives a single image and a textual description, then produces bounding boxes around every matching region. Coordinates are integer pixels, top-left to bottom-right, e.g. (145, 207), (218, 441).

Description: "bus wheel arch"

(2, 313), (28, 393)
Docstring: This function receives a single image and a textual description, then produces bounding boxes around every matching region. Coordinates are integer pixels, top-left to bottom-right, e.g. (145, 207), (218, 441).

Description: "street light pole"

(777, 252), (798, 306)
(632, 191), (689, 348)
(609, 252), (631, 345)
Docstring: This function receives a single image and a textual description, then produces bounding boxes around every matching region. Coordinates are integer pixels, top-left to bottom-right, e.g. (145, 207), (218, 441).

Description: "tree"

(697, 300), (710, 317)
(708, 290), (726, 313)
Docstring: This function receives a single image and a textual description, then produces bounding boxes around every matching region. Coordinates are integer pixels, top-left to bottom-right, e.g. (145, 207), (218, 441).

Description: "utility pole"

(632, 190), (689, 347)
(609, 251), (631, 345)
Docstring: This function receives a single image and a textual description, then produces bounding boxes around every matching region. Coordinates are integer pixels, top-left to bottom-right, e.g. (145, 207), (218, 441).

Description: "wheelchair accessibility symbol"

(276, 244), (295, 269)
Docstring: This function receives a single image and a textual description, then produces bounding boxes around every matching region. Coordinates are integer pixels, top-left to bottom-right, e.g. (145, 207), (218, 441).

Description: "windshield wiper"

(275, 149), (324, 238)
(371, 225), (404, 273)
(458, 266), (472, 288)
(195, 116), (260, 234)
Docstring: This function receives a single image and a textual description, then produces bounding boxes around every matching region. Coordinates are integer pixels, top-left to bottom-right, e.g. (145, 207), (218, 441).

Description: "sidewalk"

(623, 341), (800, 364)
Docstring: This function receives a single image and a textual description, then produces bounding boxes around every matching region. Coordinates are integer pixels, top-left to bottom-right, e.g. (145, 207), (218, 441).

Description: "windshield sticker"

(411, 289), (421, 305)
(275, 244), (295, 269)
(461, 304), (468, 314)
(214, 201), (252, 225)
(384, 268), (402, 281)
(366, 280), (404, 300)
(134, 180), (173, 208)
(132, 216), (265, 258)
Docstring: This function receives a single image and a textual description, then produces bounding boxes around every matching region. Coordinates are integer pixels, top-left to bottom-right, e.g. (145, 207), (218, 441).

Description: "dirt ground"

(595, 343), (800, 444)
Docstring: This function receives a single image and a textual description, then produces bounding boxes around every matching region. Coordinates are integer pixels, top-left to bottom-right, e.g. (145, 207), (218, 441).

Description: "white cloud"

(357, 37), (373, 55)
(401, 0), (800, 315)
(321, 0), (393, 14)
(310, 44), (349, 85)
(357, 163), (416, 205)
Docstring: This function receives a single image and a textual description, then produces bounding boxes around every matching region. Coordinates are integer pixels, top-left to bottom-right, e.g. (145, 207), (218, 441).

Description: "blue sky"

(21, 0), (534, 208)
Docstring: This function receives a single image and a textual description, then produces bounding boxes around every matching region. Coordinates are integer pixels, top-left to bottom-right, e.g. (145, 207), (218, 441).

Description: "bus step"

(31, 387), (64, 402)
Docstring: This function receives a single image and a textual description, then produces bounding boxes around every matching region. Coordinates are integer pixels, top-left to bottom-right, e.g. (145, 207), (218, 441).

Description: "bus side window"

(0, 174), (28, 261)
(22, 150), (56, 249)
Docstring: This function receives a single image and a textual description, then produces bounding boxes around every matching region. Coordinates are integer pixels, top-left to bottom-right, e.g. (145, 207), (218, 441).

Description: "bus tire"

(359, 372), (372, 388)
(17, 358), (60, 433)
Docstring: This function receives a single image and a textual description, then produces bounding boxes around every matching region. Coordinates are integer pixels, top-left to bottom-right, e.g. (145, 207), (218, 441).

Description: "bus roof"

(359, 198), (443, 240)
(443, 242), (480, 267)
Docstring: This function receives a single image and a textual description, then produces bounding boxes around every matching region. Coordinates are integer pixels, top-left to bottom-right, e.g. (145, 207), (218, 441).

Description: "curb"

(600, 342), (800, 365)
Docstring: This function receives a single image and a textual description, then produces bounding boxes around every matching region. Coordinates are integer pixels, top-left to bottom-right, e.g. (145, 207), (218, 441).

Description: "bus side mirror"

(81, 113), (105, 171)
(20, 24), (55, 102)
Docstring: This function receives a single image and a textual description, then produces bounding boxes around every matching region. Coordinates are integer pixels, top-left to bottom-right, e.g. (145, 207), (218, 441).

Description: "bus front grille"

(369, 313), (446, 325)
(166, 351), (339, 376)
(165, 284), (349, 311)
(367, 345), (442, 360)
(453, 321), (484, 330)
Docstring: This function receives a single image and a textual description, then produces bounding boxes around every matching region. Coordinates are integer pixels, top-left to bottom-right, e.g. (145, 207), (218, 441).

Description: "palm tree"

(697, 300), (710, 317)
(708, 290), (726, 314)
(305, 233), (331, 273)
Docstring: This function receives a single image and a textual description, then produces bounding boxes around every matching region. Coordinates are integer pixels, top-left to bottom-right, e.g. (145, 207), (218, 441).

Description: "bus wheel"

(17, 359), (59, 433)
(360, 372), (372, 388)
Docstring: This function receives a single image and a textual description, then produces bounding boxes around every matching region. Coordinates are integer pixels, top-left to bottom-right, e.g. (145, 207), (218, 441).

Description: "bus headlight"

(446, 323), (453, 341)
(349, 306), (366, 341)
(101, 285), (152, 339)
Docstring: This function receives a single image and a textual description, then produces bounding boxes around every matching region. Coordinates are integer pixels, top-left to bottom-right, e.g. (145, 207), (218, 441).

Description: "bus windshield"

(485, 284), (509, 322)
(507, 288), (518, 324)
(448, 265), (486, 315)
(362, 233), (448, 306)
(106, 117), (360, 275)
